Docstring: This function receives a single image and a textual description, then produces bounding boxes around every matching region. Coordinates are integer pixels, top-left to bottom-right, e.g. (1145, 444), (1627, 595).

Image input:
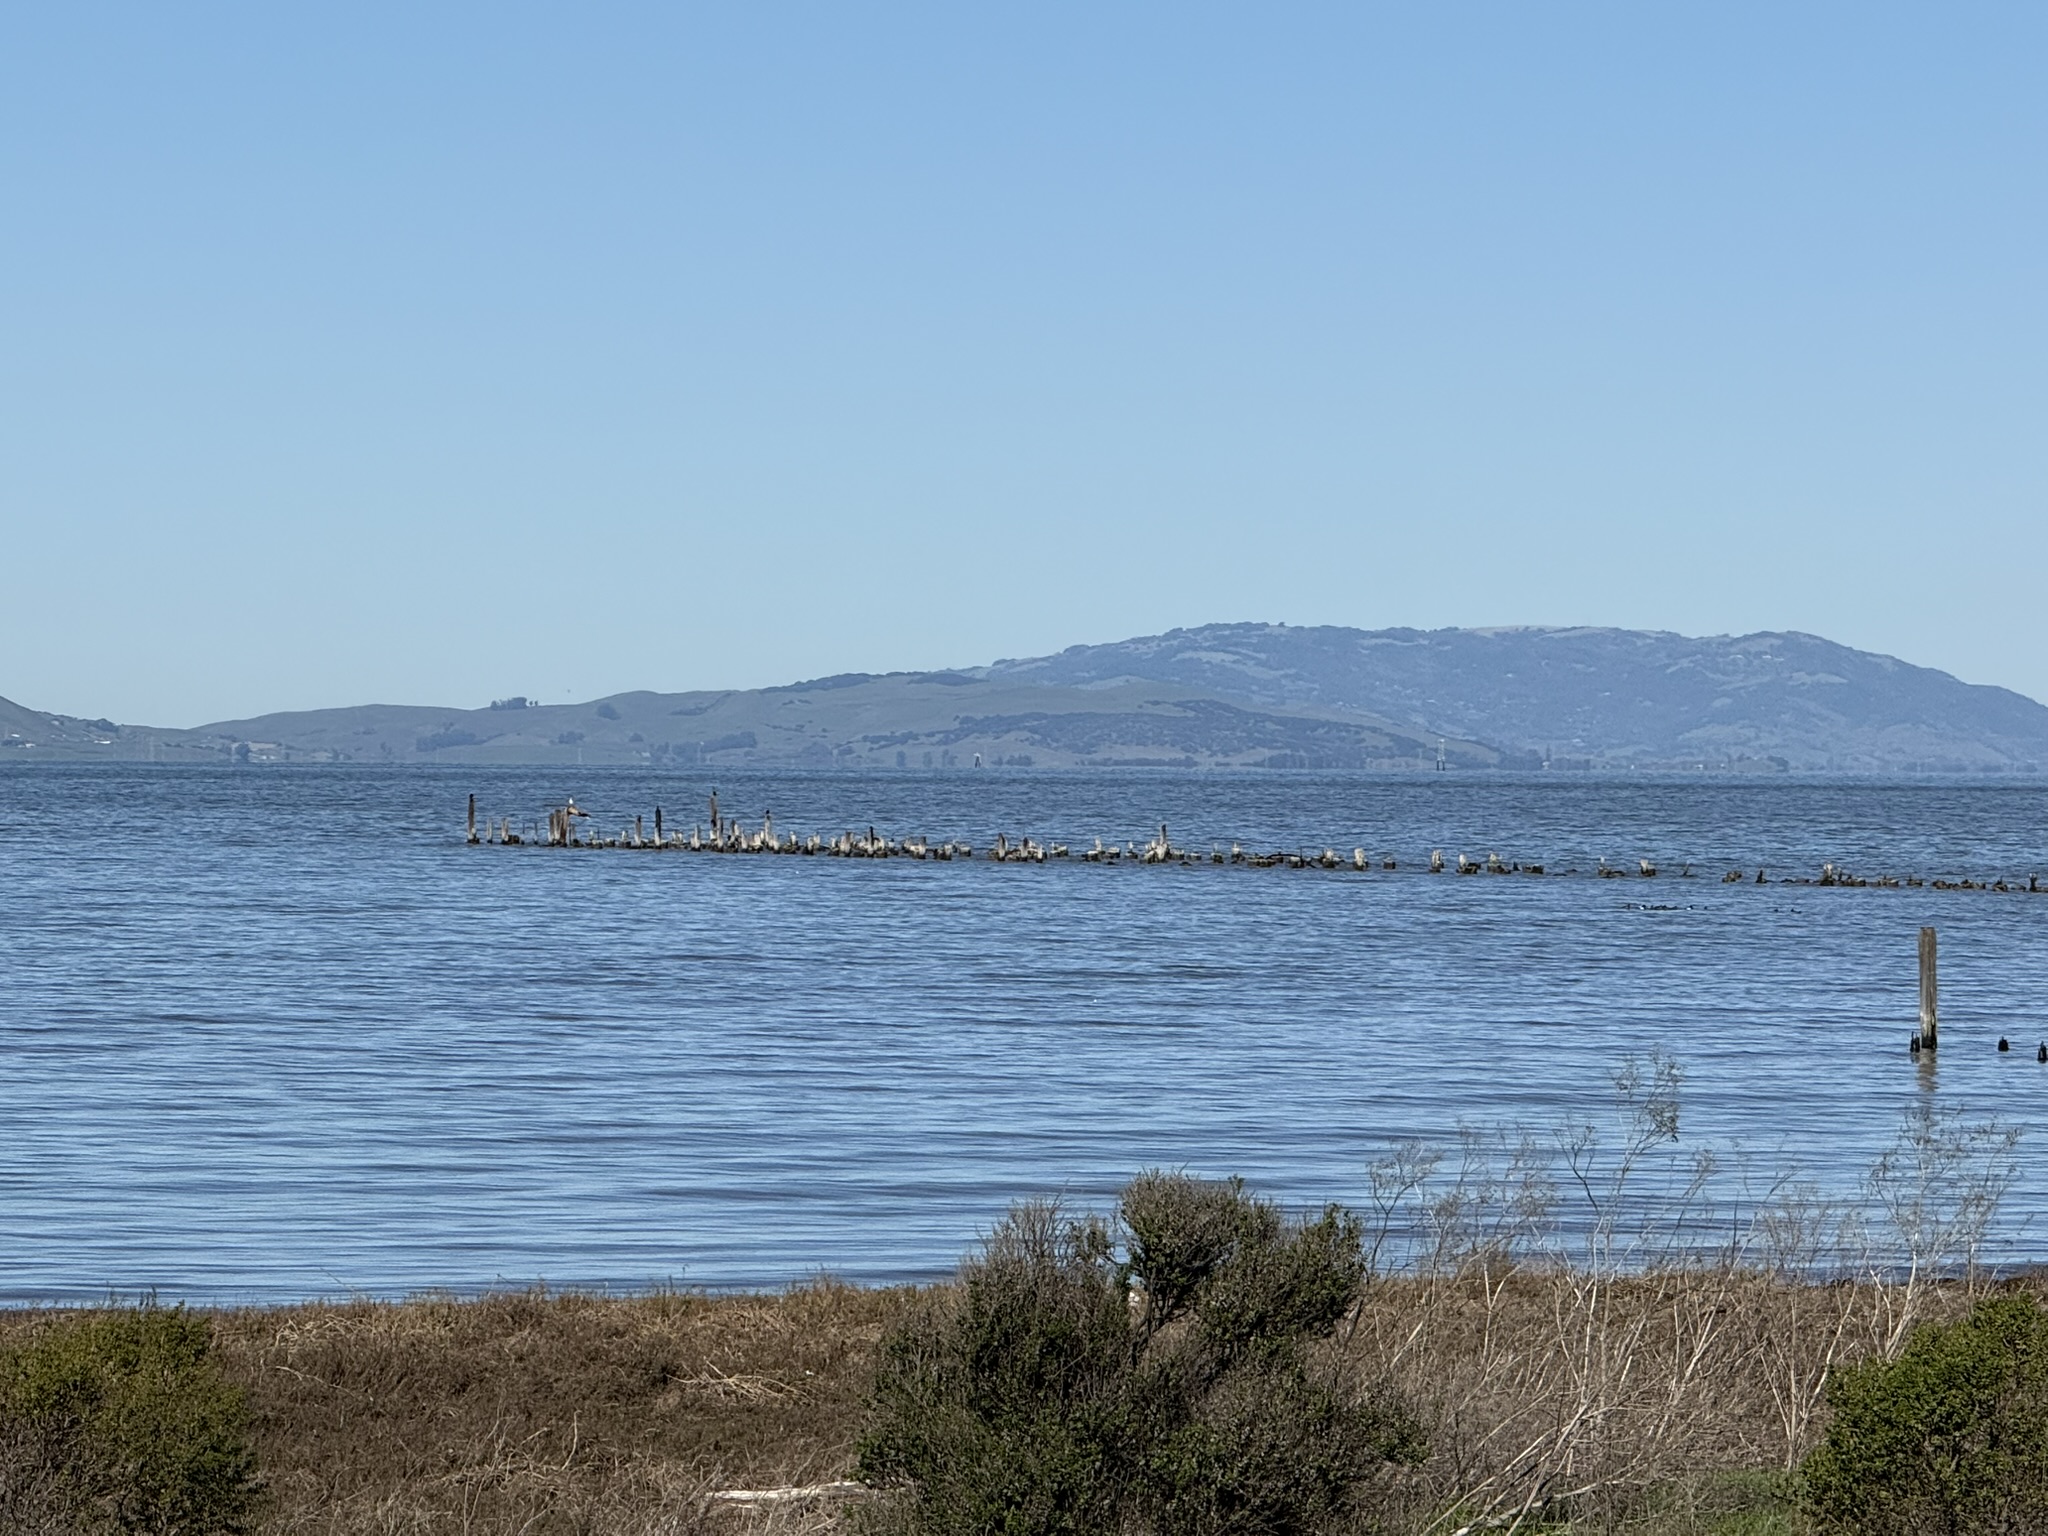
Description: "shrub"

(1803, 1293), (2048, 1535)
(0, 1305), (258, 1535)
(857, 1173), (1423, 1535)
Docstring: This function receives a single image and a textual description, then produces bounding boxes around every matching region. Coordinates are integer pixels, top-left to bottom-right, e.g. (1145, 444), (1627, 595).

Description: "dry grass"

(239, 1271), (1990, 1536)
(1342, 1267), (2010, 1534)
(2, 1283), (910, 1536)
(224, 1282), (913, 1535)
(0, 1268), (2029, 1534)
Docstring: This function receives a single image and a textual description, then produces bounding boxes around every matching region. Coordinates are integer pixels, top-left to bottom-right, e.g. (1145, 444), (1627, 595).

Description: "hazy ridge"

(6, 624), (2045, 772)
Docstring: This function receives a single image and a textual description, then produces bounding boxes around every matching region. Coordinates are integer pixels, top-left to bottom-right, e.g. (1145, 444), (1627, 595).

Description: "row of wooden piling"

(463, 795), (2048, 893)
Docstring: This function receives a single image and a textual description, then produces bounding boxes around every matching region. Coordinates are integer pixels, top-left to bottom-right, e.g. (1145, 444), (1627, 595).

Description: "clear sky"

(4, 4), (2045, 725)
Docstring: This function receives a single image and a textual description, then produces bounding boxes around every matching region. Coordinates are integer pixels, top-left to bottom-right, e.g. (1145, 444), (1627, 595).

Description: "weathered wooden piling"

(1918, 926), (1939, 1050)
(467, 793), (477, 844)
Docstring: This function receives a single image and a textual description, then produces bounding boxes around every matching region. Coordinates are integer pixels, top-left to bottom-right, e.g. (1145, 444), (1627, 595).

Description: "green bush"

(857, 1173), (1424, 1535)
(0, 1304), (258, 1535)
(1803, 1293), (2048, 1535)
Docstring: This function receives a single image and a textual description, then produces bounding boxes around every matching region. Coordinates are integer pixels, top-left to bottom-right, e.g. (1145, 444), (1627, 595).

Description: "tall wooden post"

(467, 793), (477, 844)
(1918, 926), (1938, 1050)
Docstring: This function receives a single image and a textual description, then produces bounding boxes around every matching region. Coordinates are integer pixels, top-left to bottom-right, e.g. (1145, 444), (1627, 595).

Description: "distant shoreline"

(5, 756), (2044, 780)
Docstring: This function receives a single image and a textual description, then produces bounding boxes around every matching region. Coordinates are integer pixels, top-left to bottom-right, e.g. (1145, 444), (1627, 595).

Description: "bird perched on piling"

(548, 799), (591, 846)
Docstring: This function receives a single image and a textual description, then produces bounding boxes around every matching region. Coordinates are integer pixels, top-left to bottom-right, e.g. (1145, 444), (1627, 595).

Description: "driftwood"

(708, 1480), (867, 1506)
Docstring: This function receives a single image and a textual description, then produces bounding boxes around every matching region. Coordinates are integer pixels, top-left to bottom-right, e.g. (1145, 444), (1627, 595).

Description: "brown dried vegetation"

(1351, 1268), (2001, 1534)
(0, 1272), (2030, 1535)
(3, 1283), (907, 1536)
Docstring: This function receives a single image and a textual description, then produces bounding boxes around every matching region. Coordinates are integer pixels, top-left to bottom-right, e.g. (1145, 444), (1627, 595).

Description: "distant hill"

(0, 696), (161, 756)
(984, 625), (2048, 773)
(38, 675), (1487, 771)
(5, 624), (2045, 772)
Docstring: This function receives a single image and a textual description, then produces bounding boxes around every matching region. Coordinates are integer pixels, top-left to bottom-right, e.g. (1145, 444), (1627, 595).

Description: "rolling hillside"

(6, 624), (2044, 772)
(983, 625), (2048, 772)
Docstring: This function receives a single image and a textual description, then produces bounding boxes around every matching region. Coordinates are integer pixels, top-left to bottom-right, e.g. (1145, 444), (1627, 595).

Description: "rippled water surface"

(5, 763), (2048, 1302)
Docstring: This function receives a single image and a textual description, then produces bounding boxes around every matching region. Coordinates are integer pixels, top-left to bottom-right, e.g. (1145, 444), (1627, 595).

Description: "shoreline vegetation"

(3, 1073), (2034, 1535)
(4, 1272), (2037, 1535)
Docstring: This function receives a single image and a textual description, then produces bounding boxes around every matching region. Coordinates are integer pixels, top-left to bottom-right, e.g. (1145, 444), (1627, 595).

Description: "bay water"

(4, 763), (2046, 1303)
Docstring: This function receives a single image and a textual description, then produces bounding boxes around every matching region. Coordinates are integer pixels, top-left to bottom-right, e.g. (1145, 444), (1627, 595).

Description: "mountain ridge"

(978, 624), (2048, 771)
(4, 624), (2043, 772)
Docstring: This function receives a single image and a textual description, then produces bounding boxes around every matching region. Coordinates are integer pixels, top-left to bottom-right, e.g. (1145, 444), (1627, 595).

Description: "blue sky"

(4, 4), (2044, 723)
